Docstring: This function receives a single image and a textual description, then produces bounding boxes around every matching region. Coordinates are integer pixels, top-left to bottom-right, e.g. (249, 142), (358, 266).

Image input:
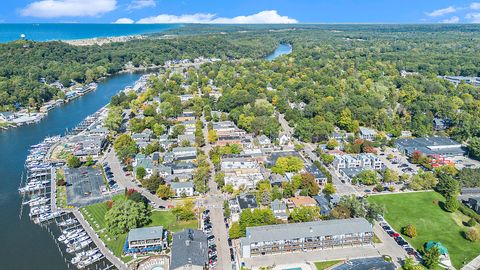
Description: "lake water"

(266, 43), (292, 60)
(0, 72), (143, 270)
(0, 24), (179, 43)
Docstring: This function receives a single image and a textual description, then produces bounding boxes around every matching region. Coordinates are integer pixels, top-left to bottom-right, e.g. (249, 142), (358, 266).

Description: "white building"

(359, 127), (377, 141)
(170, 182), (194, 197)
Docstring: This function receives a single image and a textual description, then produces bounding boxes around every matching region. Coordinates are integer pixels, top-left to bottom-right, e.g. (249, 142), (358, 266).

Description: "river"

(0, 72), (143, 270)
(265, 43), (292, 61)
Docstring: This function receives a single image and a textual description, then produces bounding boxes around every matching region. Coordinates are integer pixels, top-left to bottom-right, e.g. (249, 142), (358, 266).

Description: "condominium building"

(240, 218), (373, 258)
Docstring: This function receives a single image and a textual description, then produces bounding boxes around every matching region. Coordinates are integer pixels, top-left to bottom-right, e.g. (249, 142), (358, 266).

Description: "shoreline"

(62, 34), (148, 46)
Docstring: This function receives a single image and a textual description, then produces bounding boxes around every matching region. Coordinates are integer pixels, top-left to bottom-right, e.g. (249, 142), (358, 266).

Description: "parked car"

(228, 238), (232, 247)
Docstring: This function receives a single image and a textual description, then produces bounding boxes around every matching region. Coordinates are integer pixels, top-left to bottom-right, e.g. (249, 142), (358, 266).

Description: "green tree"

(84, 155), (95, 167)
(142, 172), (163, 193)
(208, 129), (218, 143)
(326, 139), (339, 150)
(469, 137), (480, 160)
(467, 217), (477, 227)
(136, 166), (146, 180)
(172, 201), (196, 221)
(323, 182), (336, 196)
(300, 173), (320, 196)
(353, 170), (380, 185)
(289, 206), (322, 222)
(444, 196), (459, 212)
(67, 154), (82, 168)
(465, 228), (480, 242)
(105, 199), (150, 236)
(271, 156), (304, 175)
(156, 184), (174, 199)
(383, 168), (399, 183)
(104, 106), (123, 132)
(423, 246), (440, 269)
(113, 134), (137, 162)
(229, 222), (243, 239)
(435, 173), (460, 199)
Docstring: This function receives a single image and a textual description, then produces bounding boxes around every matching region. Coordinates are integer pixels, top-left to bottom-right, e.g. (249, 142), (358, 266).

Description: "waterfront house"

(126, 226), (166, 253)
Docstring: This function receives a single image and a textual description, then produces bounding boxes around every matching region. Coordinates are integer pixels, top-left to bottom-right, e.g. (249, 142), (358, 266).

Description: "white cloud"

(466, 12), (480, 23)
(470, 2), (480, 10)
(127, 0), (155, 10)
(137, 13), (216, 24)
(21, 0), (117, 18)
(114, 18), (134, 24)
(441, 16), (459, 23)
(136, 10), (298, 24)
(426, 6), (456, 17)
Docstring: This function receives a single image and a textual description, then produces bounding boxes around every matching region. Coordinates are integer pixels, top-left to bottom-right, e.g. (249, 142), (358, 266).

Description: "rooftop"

(128, 226), (164, 242)
(170, 229), (208, 269)
(242, 218), (372, 244)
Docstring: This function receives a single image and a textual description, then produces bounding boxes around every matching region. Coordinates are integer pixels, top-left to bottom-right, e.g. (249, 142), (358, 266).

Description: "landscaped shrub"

(402, 224), (417, 238)
(467, 217), (477, 227)
(465, 228), (480, 242)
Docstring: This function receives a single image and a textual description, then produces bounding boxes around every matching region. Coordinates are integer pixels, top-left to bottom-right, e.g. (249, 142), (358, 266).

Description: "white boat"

(67, 235), (89, 247)
(63, 232), (87, 245)
(67, 239), (92, 253)
(71, 248), (99, 265)
(58, 218), (78, 227)
(77, 252), (103, 268)
(58, 229), (82, 242)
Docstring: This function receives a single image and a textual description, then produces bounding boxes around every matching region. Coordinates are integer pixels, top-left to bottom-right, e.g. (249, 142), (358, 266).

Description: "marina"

(0, 72), (144, 270)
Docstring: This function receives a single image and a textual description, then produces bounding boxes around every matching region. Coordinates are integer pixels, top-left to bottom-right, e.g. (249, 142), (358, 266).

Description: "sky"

(2, 0), (480, 24)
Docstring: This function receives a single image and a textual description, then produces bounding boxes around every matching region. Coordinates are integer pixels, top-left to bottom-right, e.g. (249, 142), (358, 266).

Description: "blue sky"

(2, 0), (480, 24)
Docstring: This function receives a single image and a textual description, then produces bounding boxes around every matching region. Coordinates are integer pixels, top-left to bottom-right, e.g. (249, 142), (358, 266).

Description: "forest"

(2, 24), (480, 151)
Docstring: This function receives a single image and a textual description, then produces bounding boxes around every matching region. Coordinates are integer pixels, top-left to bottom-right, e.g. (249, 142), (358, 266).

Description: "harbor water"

(0, 72), (143, 270)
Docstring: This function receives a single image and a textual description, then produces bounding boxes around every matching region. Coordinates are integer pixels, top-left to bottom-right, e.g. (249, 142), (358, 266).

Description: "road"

(102, 148), (171, 208)
(278, 113), (359, 196)
(198, 114), (232, 270)
(73, 209), (128, 270)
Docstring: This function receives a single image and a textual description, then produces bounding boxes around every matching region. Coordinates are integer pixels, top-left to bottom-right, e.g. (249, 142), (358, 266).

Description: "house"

(154, 164), (172, 177)
(171, 182), (194, 197)
(171, 162), (197, 174)
(165, 173), (193, 183)
(125, 226), (166, 253)
(395, 137), (466, 158)
(172, 147), (197, 160)
(257, 135), (272, 146)
(288, 196), (317, 209)
(176, 111), (196, 122)
(339, 167), (368, 183)
(170, 229), (209, 270)
(179, 94), (194, 103)
(359, 127), (377, 141)
(240, 218), (374, 258)
(237, 194), (258, 210)
(216, 135), (243, 146)
(279, 133), (290, 145)
(266, 150), (303, 167)
(333, 154), (383, 171)
(305, 165), (327, 185)
(70, 134), (107, 157)
(270, 173), (288, 187)
(270, 199), (288, 221)
(313, 195), (331, 215)
(178, 134), (196, 146)
(433, 118), (452, 131)
(133, 154), (154, 177)
(0, 112), (15, 122)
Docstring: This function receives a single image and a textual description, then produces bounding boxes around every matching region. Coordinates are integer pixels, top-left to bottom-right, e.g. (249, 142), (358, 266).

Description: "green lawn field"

(81, 195), (197, 262)
(368, 191), (480, 269)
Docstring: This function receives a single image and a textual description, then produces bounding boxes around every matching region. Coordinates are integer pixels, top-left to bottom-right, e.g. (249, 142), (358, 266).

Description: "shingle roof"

(170, 229), (208, 269)
(242, 218), (372, 244)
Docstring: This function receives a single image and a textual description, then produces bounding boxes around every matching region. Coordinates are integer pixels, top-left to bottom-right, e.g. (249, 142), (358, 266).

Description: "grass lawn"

(56, 185), (67, 208)
(368, 191), (480, 269)
(314, 260), (342, 270)
(81, 196), (198, 263)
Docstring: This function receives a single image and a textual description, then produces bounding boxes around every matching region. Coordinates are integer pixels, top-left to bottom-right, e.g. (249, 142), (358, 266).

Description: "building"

(222, 157), (263, 189)
(288, 196), (317, 209)
(339, 167), (369, 184)
(433, 118), (451, 131)
(125, 226), (165, 253)
(176, 111), (196, 122)
(359, 127), (377, 141)
(333, 153), (383, 171)
(305, 165), (328, 185)
(395, 137), (466, 158)
(171, 182), (194, 197)
(0, 112), (15, 122)
(172, 147), (197, 161)
(171, 162), (197, 174)
(229, 194), (259, 221)
(240, 218), (373, 258)
(70, 134), (107, 157)
(270, 199), (288, 221)
(170, 229), (209, 270)
(313, 195), (331, 215)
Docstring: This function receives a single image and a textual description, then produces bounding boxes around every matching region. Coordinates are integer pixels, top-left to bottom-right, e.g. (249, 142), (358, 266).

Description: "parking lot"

(65, 167), (112, 207)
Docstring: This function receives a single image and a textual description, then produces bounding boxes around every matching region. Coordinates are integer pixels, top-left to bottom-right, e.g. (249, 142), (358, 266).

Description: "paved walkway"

(73, 209), (128, 270)
(461, 254), (480, 270)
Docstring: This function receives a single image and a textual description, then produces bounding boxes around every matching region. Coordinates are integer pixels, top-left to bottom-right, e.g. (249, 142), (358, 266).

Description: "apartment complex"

(240, 218), (373, 258)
